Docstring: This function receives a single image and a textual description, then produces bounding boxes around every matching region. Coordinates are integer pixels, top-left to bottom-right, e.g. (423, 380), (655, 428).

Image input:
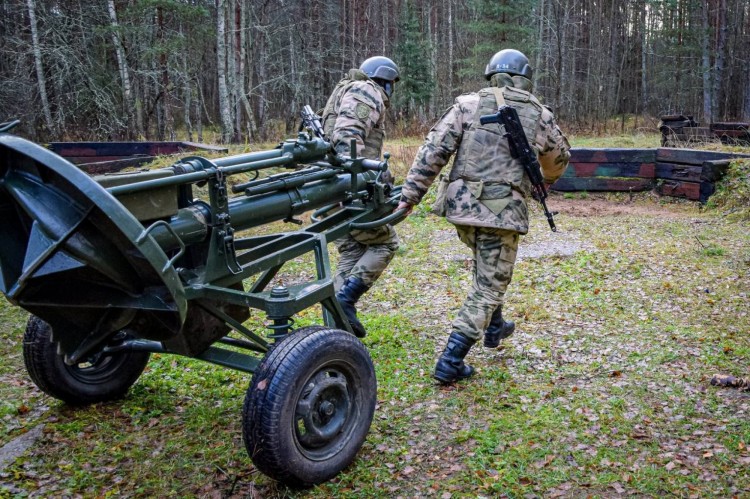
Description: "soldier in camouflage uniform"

(322, 56), (401, 338)
(396, 49), (571, 383)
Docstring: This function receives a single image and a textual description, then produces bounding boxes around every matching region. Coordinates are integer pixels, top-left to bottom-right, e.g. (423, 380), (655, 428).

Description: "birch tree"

(107, 0), (138, 138)
(216, 0), (233, 143)
(26, 0), (54, 135)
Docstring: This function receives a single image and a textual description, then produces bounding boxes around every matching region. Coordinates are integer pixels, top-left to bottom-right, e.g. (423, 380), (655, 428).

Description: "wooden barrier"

(659, 114), (750, 146)
(552, 147), (749, 202)
(48, 141), (229, 174)
(47, 141), (747, 203)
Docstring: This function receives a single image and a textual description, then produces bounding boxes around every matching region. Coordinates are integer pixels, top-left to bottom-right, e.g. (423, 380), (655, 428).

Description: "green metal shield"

(0, 134), (187, 363)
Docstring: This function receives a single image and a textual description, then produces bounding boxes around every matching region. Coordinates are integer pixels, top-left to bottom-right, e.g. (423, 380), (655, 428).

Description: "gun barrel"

(0, 131), (398, 362)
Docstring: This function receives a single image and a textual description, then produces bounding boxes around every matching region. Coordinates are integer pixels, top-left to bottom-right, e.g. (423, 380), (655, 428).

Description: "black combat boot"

(335, 276), (369, 338)
(483, 306), (515, 348)
(433, 331), (476, 384)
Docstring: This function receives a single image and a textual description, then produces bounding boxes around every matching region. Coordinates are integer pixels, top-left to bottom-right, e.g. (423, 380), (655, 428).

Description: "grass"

(1, 135), (749, 497)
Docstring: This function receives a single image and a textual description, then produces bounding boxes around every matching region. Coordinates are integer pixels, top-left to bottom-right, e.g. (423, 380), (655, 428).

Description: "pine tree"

(459, 0), (536, 81)
(393, 0), (434, 118)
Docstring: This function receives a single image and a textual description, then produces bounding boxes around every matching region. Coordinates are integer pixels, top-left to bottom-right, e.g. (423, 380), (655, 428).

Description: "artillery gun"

(0, 118), (405, 486)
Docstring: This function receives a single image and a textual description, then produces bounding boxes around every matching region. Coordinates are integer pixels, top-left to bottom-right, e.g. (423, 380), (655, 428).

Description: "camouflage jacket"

(321, 69), (389, 159)
(400, 75), (570, 233)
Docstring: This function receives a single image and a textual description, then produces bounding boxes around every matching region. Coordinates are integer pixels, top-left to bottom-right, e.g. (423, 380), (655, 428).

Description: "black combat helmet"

(360, 56), (400, 97)
(360, 56), (400, 82)
(485, 49), (533, 80)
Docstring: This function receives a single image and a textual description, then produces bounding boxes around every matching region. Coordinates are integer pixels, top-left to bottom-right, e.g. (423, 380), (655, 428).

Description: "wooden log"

(710, 122), (750, 132)
(660, 114), (689, 122)
(656, 180), (701, 200)
(551, 177), (654, 192)
(699, 181), (716, 203)
(48, 141), (229, 165)
(181, 141), (229, 153)
(715, 130), (750, 145)
(563, 162), (655, 178)
(683, 127), (713, 139)
(656, 148), (750, 165)
(655, 163), (703, 182)
(570, 148), (655, 164)
(49, 142), (182, 158)
(62, 155), (149, 165)
(78, 157), (158, 174)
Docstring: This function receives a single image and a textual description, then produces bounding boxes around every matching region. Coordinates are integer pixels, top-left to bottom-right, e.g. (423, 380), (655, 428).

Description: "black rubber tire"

(243, 326), (376, 487)
(22, 316), (150, 405)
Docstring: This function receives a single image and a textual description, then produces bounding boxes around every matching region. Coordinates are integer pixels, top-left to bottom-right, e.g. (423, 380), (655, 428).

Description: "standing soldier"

(396, 49), (571, 383)
(322, 56), (401, 337)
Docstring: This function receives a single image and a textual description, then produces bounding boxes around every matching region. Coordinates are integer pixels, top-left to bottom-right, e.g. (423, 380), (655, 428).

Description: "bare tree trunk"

(228, 0), (241, 142)
(429, 4), (437, 117)
(382, 0), (388, 54)
(195, 85), (203, 143)
(280, 0), (298, 132)
(607, 0), (619, 118)
(157, 7), (173, 140)
(712, 0), (727, 120)
(238, 0), (257, 139)
(256, 4), (268, 133)
(26, 0), (54, 136)
(641, 0), (648, 116)
(448, 0), (453, 94)
(184, 81), (193, 142)
(701, 0), (713, 122)
(216, 0), (233, 143)
(534, 0), (544, 92)
(350, 0), (356, 66)
(107, 0), (138, 139)
(340, 0), (347, 72)
(745, 7), (750, 120)
(181, 22), (193, 142)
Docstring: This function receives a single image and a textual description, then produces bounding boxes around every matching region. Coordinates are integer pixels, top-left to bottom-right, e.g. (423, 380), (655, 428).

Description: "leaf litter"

(0, 192), (748, 497)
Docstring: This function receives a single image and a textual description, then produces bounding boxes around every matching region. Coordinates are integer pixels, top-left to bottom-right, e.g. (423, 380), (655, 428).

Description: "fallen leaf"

(611, 482), (625, 494)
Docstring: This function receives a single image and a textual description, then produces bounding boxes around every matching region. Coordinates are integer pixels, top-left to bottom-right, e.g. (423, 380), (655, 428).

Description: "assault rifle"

(479, 105), (558, 232)
(301, 104), (326, 139)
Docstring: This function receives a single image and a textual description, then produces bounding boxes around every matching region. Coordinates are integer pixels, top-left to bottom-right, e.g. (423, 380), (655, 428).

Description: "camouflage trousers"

(334, 225), (399, 291)
(451, 225), (519, 341)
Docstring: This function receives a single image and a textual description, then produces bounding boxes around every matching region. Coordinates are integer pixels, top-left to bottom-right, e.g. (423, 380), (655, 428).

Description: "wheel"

(23, 316), (150, 405)
(243, 326), (377, 487)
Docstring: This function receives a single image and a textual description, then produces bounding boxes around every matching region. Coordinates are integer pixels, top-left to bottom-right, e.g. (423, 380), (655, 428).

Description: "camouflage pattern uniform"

(400, 73), (570, 342)
(321, 68), (399, 291)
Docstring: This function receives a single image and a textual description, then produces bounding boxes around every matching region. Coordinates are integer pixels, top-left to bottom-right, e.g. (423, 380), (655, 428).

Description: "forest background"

(2, 0), (749, 144)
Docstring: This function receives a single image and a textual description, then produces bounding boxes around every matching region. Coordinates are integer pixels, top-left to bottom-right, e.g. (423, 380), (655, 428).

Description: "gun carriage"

(0, 117), (404, 487)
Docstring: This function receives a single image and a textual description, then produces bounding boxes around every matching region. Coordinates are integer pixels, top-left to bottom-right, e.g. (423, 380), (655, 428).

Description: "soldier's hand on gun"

(395, 201), (413, 216)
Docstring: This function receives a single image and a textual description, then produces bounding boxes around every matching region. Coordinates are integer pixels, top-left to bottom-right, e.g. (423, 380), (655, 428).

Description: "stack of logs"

(552, 148), (749, 203)
(660, 114), (750, 147)
(48, 141), (228, 174)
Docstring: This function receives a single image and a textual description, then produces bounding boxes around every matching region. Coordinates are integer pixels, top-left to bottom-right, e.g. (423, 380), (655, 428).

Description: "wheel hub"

(295, 370), (351, 450)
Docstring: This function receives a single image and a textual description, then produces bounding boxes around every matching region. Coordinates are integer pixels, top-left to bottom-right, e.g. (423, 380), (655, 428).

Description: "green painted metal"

(0, 130), (405, 371)
(0, 133), (187, 364)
